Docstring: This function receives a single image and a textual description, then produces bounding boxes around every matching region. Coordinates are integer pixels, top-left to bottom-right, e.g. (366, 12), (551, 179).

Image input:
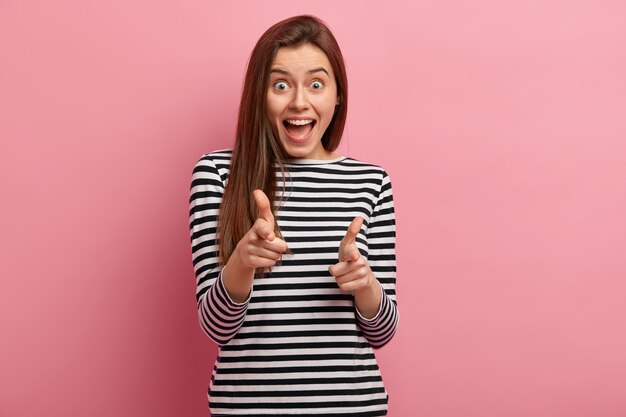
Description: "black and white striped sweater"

(189, 149), (399, 416)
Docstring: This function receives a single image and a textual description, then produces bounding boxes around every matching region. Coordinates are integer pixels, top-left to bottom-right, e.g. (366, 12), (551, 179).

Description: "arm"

(189, 156), (288, 346)
(221, 189), (288, 302)
(189, 155), (250, 346)
(328, 170), (399, 348)
(356, 170), (399, 348)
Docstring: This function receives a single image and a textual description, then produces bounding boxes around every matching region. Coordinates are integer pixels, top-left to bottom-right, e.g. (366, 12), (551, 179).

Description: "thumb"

(253, 189), (274, 224)
(340, 216), (363, 249)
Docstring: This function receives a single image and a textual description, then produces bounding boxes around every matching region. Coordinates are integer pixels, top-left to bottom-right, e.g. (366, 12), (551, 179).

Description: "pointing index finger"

(341, 216), (364, 246)
(253, 189), (274, 224)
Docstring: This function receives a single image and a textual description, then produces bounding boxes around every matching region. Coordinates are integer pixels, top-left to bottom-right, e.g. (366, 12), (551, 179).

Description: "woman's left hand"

(328, 217), (375, 294)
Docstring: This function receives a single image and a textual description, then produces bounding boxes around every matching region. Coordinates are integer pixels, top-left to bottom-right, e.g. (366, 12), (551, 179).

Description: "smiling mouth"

(283, 119), (316, 139)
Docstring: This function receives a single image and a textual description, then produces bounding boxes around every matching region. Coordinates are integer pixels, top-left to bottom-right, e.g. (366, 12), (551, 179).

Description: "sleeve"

(355, 170), (399, 348)
(189, 154), (250, 346)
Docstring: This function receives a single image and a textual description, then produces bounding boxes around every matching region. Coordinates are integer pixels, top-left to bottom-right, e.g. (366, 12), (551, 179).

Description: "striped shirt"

(189, 149), (399, 416)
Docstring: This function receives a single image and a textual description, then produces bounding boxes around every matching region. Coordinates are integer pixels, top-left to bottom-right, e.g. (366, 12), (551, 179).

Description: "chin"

(283, 146), (313, 159)
(279, 138), (319, 159)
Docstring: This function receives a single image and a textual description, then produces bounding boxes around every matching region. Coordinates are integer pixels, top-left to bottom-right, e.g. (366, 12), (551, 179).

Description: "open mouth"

(283, 119), (316, 140)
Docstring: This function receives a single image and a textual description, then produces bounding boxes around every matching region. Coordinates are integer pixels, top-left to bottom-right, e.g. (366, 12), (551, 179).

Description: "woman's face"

(266, 43), (339, 160)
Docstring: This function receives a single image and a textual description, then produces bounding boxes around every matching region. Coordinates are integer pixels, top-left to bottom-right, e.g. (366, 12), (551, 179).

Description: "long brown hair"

(218, 15), (349, 270)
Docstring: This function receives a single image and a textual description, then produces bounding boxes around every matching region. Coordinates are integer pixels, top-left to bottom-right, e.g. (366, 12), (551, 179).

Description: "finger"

(329, 256), (364, 277)
(329, 261), (352, 277)
(334, 266), (371, 287)
(247, 244), (285, 260)
(252, 217), (275, 241)
(335, 266), (369, 284)
(340, 216), (363, 248)
(253, 189), (274, 225)
(347, 246), (360, 262)
(339, 242), (361, 263)
(256, 236), (289, 254)
(337, 275), (370, 293)
(248, 255), (281, 268)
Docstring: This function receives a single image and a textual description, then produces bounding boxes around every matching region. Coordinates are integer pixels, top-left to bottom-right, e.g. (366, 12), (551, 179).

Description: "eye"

(273, 81), (289, 91)
(310, 80), (324, 90)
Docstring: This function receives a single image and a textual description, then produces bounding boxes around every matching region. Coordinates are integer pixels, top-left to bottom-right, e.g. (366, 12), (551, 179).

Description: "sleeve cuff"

(355, 279), (385, 323)
(217, 265), (252, 308)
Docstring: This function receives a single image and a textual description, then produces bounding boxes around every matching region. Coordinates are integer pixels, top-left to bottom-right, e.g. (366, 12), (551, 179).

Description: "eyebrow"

(270, 67), (329, 76)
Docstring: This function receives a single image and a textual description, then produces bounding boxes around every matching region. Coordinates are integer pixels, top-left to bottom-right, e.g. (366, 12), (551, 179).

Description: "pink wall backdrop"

(1, 0), (625, 416)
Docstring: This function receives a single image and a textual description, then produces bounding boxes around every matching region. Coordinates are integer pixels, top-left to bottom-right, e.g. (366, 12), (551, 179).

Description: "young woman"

(189, 15), (399, 416)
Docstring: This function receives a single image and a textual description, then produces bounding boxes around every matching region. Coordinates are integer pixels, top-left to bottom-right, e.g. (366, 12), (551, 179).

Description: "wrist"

(224, 245), (255, 281)
(222, 244), (256, 302)
(231, 241), (255, 273)
(353, 273), (383, 320)
(354, 271), (379, 298)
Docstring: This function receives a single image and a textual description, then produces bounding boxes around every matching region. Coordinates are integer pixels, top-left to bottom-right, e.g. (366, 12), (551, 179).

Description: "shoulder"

(339, 157), (395, 207)
(195, 149), (233, 168)
(194, 148), (233, 169)
(339, 156), (391, 183)
(192, 149), (233, 185)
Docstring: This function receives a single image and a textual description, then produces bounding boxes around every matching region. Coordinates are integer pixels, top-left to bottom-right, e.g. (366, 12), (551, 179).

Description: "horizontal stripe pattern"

(189, 150), (399, 416)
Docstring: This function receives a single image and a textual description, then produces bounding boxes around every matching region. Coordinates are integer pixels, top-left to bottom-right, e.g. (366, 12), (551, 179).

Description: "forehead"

(271, 44), (333, 74)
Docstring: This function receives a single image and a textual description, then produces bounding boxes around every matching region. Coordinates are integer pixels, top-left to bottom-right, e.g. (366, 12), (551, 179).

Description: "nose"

(288, 86), (309, 111)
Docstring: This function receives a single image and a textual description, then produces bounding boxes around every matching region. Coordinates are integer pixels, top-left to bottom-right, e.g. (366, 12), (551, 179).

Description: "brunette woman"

(189, 15), (399, 416)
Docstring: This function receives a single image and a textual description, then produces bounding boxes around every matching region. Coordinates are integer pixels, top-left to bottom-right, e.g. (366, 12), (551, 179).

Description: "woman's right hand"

(234, 189), (289, 269)
(222, 189), (287, 303)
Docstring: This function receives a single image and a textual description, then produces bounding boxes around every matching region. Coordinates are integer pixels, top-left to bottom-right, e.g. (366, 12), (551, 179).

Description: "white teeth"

(285, 119), (314, 126)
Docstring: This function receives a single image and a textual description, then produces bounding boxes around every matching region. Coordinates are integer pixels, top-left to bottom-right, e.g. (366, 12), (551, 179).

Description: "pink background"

(1, 1), (625, 416)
